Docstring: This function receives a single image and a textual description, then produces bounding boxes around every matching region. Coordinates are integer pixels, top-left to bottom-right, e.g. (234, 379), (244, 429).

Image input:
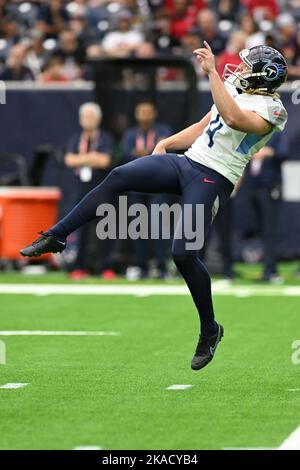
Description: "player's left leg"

(172, 168), (233, 370)
(20, 154), (181, 257)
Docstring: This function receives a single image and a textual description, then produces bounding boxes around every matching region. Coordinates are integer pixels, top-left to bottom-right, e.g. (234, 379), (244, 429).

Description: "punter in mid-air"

(21, 43), (288, 371)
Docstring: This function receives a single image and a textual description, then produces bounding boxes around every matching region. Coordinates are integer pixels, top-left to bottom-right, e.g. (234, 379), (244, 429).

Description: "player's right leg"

(20, 154), (181, 257)
(171, 166), (232, 370)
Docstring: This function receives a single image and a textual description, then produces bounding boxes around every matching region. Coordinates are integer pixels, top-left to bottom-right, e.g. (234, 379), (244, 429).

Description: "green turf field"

(0, 264), (300, 450)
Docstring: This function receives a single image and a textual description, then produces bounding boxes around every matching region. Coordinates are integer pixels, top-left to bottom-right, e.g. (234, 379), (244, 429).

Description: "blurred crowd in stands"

(1, 0), (300, 82)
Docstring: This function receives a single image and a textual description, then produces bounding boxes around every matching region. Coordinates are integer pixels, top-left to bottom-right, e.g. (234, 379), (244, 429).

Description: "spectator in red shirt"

(167, 0), (202, 39)
(164, 0), (206, 14)
(217, 31), (247, 77)
(241, 0), (279, 20)
(38, 56), (69, 82)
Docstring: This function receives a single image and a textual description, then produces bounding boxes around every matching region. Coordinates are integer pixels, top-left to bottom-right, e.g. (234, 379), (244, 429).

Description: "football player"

(20, 43), (288, 371)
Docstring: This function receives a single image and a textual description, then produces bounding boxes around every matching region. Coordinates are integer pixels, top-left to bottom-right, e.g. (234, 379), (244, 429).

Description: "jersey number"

(206, 114), (223, 148)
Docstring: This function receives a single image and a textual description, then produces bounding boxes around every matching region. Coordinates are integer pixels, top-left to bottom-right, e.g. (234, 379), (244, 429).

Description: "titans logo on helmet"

(263, 63), (286, 81)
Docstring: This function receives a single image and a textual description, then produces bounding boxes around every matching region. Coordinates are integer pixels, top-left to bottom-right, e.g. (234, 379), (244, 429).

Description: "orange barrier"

(0, 187), (61, 260)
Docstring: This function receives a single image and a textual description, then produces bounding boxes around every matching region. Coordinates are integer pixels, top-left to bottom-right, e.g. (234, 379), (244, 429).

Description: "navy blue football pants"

(50, 154), (233, 337)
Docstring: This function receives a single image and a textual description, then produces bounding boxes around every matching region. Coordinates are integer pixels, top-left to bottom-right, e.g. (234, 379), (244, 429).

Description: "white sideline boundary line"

(278, 425), (300, 450)
(0, 331), (120, 336)
(224, 424), (300, 451)
(0, 283), (299, 296)
(0, 383), (29, 389)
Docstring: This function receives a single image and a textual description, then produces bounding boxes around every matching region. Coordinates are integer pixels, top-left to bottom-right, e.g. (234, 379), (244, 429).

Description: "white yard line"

(0, 383), (29, 389)
(0, 284), (188, 296)
(0, 331), (120, 336)
(278, 425), (300, 450)
(166, 384), (193, 390)
(0, 283), (299, 296)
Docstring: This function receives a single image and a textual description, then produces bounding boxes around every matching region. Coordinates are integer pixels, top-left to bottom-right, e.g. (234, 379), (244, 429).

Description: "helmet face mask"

(223, 62), (252, 91)
(223, 46), (288, 93)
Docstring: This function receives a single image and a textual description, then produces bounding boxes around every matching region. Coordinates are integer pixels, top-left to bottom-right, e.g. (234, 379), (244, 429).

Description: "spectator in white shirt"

(102, 10), (144, 57)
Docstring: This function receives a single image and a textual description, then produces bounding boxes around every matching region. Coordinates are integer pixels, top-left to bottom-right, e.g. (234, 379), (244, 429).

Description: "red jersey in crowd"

(241, 0), (279, 19)
(165, 0), (207, 39)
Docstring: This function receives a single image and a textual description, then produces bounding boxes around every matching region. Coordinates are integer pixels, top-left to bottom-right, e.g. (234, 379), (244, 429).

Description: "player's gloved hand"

(193, 41), (216, 75)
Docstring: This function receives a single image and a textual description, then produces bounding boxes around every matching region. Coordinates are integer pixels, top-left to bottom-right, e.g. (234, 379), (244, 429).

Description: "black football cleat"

(191, 323), (224, 371)
(20, 231), (66, 257)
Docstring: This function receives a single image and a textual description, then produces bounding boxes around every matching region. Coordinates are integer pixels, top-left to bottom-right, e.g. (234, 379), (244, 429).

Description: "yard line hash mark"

(0, 383), (29, 389)
(166, 384), (193, 390)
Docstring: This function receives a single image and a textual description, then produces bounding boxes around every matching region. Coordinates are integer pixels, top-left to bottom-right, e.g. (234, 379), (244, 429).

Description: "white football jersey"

(185, 82), (288, 185)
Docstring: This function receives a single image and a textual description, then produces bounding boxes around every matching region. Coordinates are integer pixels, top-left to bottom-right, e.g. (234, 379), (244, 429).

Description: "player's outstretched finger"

(203, 41), (212, 51)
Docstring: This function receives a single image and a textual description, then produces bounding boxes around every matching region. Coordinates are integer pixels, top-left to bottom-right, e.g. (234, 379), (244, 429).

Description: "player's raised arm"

(152, 112), (211, 154)
(194, 42), (272, 135)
